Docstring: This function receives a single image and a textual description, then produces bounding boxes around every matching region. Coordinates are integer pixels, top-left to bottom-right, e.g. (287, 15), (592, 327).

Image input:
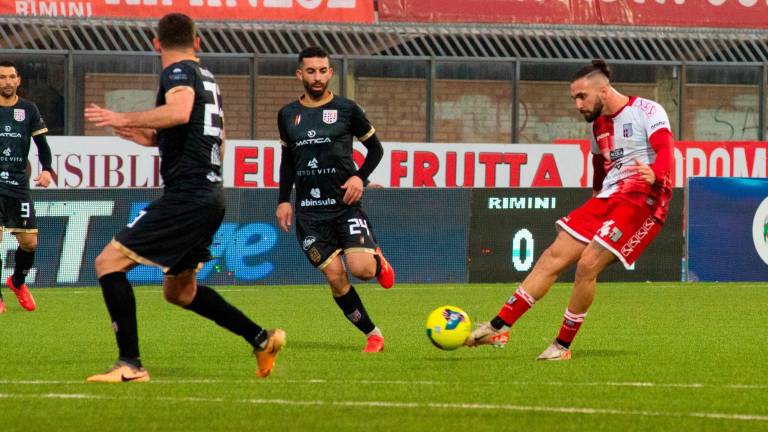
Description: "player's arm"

(32, 133), (53, 187)
(341, 133), (383, 204)
(113, 127), (158, 147)
(626, 129), (674, 186)
(276, 143), (295, 233)
(647, 129), (674, 186)
(85, 87), (194, 130)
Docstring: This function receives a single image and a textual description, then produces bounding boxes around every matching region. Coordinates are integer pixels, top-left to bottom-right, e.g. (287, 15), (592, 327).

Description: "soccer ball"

(425, 305), (472, 351)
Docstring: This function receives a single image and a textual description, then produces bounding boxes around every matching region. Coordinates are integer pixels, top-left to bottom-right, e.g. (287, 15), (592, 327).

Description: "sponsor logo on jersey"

(295, 136), (331, 147)
(302, 236), (316, 251)
(297, 166), (337, 177)
(322, 109), (337, 124)
(622, 123), (633, 138)
(487, 196), (557, 210)
(300, 197), (337, 207)
(13, 109), (25, 122)
(294, 114), (301, 126)
(752, 197), (768, 265)
(307, 158), (318, 169)
(2, 148), (10, 156)
(650, 121), (667, 130)
(0, 171), (7, 180)
(4, 126), (9, 132)
(301, 188), (337, 207)
(609, 148), (624, 161)
(307, 130), (316, 138)
(596, 132), (610, 141)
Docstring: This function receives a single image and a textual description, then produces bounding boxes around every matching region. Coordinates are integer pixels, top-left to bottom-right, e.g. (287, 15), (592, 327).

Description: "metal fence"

(1, 17), (766, 142)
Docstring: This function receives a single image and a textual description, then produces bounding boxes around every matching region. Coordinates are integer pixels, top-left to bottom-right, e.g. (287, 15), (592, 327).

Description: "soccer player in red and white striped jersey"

(466, 59), (675, 360)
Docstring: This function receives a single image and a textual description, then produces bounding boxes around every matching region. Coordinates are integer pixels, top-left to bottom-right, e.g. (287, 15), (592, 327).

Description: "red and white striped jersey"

(590, 96), (672, 219)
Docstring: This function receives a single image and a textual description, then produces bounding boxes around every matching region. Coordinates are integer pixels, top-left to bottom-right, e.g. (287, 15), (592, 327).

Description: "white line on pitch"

(1, 378), (766, 390)
(0, 392), (766, 422)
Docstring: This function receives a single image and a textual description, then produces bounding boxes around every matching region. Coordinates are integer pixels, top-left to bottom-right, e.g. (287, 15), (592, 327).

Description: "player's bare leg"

(539, 242), (616, 360)
(6, 231), (39, 311)
(467, 231), (585, 348)
(346, 248), (394, 289)
(323, 254), (384, 352)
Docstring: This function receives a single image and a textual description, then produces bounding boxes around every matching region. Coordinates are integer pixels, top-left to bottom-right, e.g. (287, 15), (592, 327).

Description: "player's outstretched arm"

(113, 127), (158, 147)
(84, 88), (194, 130)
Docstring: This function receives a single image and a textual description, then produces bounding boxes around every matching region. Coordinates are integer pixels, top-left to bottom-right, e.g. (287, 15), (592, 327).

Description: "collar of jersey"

(0, 95), (19, 108)
(299, 91), (334, 108)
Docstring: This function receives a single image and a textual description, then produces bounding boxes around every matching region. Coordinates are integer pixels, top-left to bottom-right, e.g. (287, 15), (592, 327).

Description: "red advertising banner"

(34, 138), (768, 190)
(3, 0), (375, 23)
(378, 0), (768, 29)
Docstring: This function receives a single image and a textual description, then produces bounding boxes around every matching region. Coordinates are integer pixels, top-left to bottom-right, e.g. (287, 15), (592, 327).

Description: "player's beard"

(581, 99), (603, 123)
(0, 86), (16, 99)
(303, 79), (328, 100)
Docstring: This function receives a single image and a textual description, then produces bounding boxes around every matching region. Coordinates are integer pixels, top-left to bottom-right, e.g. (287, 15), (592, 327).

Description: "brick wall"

(83, 72), (759, 143)
(255, 76), (298, 140)
(683, 84), (760, 141)
(353, 77), (427, 142)
(434, 79), (512, 143)
(84, 73), (252, 139)
(517, 81), (661, 143)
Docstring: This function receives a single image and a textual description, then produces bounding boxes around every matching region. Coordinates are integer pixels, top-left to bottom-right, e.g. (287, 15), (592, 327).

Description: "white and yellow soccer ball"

(425, 305), (472, 350)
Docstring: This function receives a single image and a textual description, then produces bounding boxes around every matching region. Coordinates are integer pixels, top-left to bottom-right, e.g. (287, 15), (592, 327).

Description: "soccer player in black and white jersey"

(0, 61), (54, 314)
(276, 46), (395, 353)
(84, 13), (284, 382)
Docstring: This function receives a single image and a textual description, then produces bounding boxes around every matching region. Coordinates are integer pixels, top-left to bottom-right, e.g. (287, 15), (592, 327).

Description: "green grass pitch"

(1, 282), (767, 431)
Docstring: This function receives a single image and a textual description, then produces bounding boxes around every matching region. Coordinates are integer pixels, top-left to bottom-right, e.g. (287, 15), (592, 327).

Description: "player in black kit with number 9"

(0, 61), (54, 314)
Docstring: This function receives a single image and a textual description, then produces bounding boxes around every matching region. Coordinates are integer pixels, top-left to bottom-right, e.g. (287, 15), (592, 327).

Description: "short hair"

(0, 61), (18, 74)
(572, 59), (612, 82)
(298, 46), (329, 66)
(157, 13), (196, 49)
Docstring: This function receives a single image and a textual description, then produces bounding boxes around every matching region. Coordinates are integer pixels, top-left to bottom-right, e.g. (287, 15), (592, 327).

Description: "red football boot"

(7, 277), (36, 311)
(375, 247), (395, 289)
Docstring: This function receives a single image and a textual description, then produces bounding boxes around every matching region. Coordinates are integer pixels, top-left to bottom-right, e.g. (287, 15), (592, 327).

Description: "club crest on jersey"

(622, 123), (633, 138)
(13, 109), (24, 122)
(322, 109), (337, 124)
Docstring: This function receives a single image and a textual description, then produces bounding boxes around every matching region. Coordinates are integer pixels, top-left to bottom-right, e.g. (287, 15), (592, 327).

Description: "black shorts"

(0, 194), (36, 233)
(113, 194), (224, 275)
(295, 207), (378, 269)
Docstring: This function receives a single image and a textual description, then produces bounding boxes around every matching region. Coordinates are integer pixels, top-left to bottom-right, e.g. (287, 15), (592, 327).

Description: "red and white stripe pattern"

(557, 309), (587, 345)
(497, 286), (536, 326)
(514, 286), (536, 306)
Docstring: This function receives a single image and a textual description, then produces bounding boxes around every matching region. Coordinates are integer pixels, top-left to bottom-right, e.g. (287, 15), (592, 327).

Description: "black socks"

(98, 272), (141, 367)
(12, 248), (35, 287)
(184, 285), (267, 349)
(333, 286), (376, 335)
